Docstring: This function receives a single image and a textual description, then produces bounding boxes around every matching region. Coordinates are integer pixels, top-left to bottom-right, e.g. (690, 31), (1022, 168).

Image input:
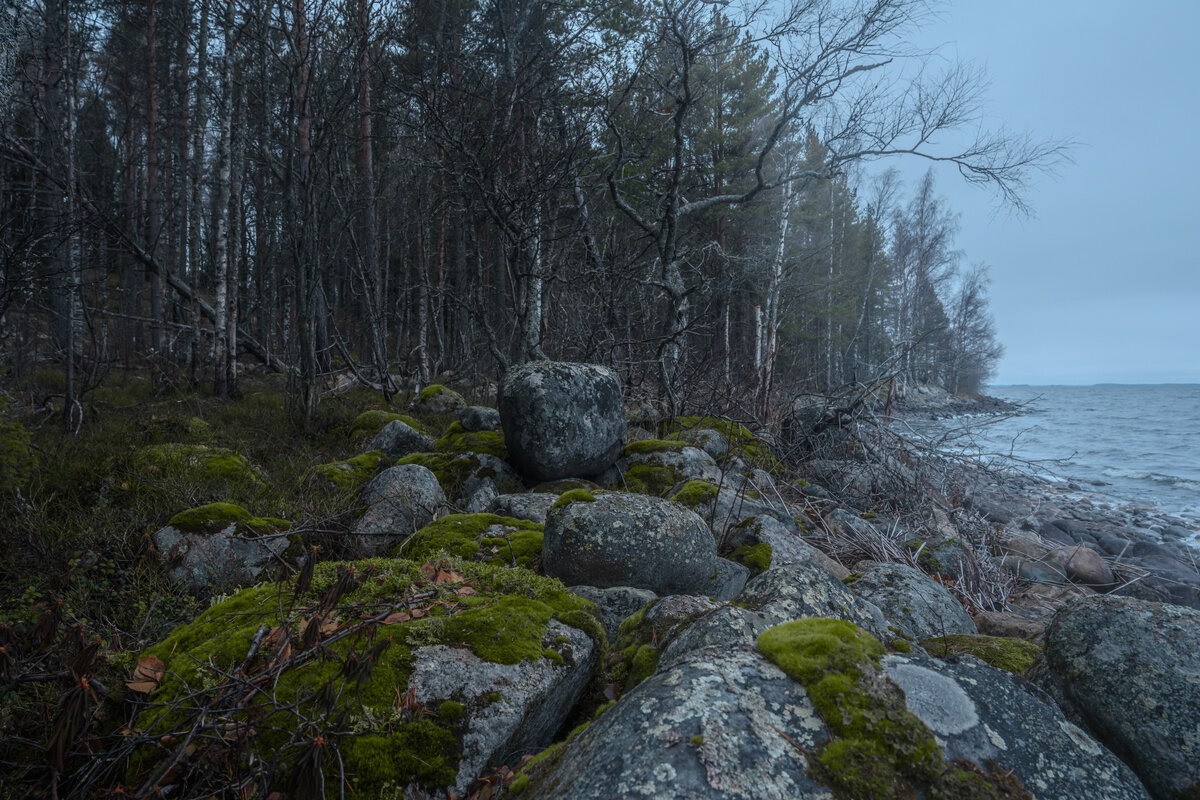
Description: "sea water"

(911, 384), (1200, 523)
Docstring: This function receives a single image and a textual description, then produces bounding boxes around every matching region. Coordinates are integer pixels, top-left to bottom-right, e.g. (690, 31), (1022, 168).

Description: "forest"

(0, 0), (1062, 426)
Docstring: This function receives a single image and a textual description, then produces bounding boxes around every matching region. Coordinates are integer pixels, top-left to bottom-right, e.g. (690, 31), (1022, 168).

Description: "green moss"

(487, 692), (501, 703)
(623, 439), (687, 456)
(132, 558), (604, 793)
(542, 648), (564, 665)
(841, 573), (863, 584)
(757, 619), (941, 799)
(508, 696), (617, 795)
(134, 443), (264, 500)
(890, 639), (914, 654)
(393, 451), (520, 496)
(621, 463), (684, 497)
(730, 543), (773, 576)
(921, 635), (1041, 675)
(399, 513), (545, 569)
(690, 735), (705, 746)
(552, 488), (597, 510)
(350, 410), (426, 439)
(313, 450), (391, 490)
(668, 480), (718, 508)
(418, 384), (451, 402)
(436, 421), (507, 459)
(666, 416), (781, 472)
(437, 700), (464, 722)
(166, 502), (291, 535)
(533, 479), (599, 494)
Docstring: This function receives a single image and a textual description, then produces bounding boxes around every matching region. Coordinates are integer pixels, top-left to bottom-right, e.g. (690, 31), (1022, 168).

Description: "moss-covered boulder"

(151, 502), (292, 591)
(738, 561), (892, 639)
(395, 513), (544, 569)
(133, 443), (264, 501)
(666, 416), (780, 471)
(368, 418), (436, 458)
(412, 384), (467, 415)
(724, 515), (849, 579)
(351, 409), (427, 440)
(459, 405), (501, 432)
(129, 558), (604, 797)
(436, 421), (507, 459)
(312, 450), (392, 490)
(396, 451), (522, 500)
(609, 444), (721, 497)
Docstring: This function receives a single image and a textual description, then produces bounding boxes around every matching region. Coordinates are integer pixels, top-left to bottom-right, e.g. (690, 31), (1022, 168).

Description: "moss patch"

(758, 619), (1031, 800)
(621, 463), (684, 497)
(350, 410), (426, 440)
(533, 479), (599, 494)
(666, 416), (781, 472)
(668, 480), (718, 509)
(623, 439), (687, 456)
(166, 502), (291, 535)
(436, 421), (507, 459)
(133, 558), (603, 794)
(552, 489), (597, 510)
(922, 635), (1041, 675)
(729, 543), (772, 576)
(313, 450), (391, 490)
(396, 513), (545, 569)
(134, 443), (265, 500)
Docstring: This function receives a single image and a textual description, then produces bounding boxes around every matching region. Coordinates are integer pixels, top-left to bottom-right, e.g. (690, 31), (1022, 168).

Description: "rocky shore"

(72, 365), (1200, 798)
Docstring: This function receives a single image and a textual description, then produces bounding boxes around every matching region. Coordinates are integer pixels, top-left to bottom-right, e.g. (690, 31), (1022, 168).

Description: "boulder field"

(135, 361), (1198, 799)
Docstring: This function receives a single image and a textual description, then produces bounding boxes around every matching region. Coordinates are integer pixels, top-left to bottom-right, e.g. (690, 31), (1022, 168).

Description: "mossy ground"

(436, 421), (507, 459)
(922, 635), (1041, 675)
(166, 501), (291, 535)
(132, 557), (603, 795)
(395, 513), (545, 569)
(758, 619), (1031, 800)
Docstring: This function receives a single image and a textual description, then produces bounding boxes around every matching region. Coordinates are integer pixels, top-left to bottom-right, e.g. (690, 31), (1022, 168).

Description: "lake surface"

(910, 384), (1200, 522)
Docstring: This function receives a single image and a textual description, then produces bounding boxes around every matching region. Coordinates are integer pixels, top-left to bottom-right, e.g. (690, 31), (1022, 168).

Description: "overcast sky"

(872, 1), (1200, 386)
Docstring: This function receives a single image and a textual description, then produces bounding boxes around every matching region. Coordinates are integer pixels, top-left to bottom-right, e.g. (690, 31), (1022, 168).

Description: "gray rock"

(411, 384), (467, 415)
(569, 585), (657, 640)
(513, 645), (832, 799)
(464, 478), (499, 514)
(738, 562), (891, 639)
(367, 419), (435, 458)
(499, 361), (626, 481)
(1043, 595), (1200, 800)
(614, 445), (723, 487)
(726, 515), (849, 579)
(674, 428), (729, 461)
(152, 523), (289, 592)
(459, 405), (501, 432)
(543, 493), (717, 596)
(486, 492), (558, 525)
(700, 486), (798, 538)
(409, 619), (598, 795)
(846, 561), (976, 639)
(351, 464), (445, 555)
(698, 557), (750, 602)
(658, 605), (771, 669)
(883, 650), (1150, 800)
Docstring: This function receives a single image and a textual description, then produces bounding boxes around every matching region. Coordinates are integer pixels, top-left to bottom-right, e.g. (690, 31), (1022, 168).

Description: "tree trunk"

(211, 0), (233, 398)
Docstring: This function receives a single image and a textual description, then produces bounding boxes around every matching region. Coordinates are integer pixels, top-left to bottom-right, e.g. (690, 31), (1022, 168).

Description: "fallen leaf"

(125, 654), (166, 694)
(455, 586), (477, 597)
(383, 611), (412, 625)
(434, 569), (465, 585)
(420, 562), (436, 580)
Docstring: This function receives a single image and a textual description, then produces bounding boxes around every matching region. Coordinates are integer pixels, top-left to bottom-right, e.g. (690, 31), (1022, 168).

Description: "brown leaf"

(382, 611), (412, 625)
(420, 561), (436, 580)
(455, 586), (477, 597)
(125, 654), (166, 694)
(434, 569), (465, 585)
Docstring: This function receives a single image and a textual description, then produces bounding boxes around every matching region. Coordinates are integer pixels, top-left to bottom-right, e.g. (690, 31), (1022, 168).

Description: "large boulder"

(152, 502), (291, 592)
(459, 405), (501, 432)
(412, 383), (467, 415)
(351, 464), (445, 555)
(845, 561), (976, 639)
(499, 361), (626, 481)
(724, 515), (849, 579)
(737, 562), (891, 639)
(543, 492), (717, 596)
(1042, 595), (1200, 800)
(487, 492), (559, 525)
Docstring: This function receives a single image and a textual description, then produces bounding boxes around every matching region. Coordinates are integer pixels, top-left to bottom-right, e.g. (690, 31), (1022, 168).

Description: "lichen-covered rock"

(673, 428), (729, 461)
(511, 645), (832, 799)
(883, 649), (1150, 800)
(395, 513), (544, 569)
(499, 361), (626, 481)
(352, 464), (445, 555)
(131, 559), (605, 797)
(152, 503), (291, 591)
(658, 605), (772, 669)
(1042, 595), (1200, 800)
(543, 493), (718, 596)
(845, 561), (976, 639)
(568, 585), (657, 640)
(612, 441), (722, 496)
(487, 492), (559, 525)
(368, 418), (435, 458)
(312, 450), (391, 490)
(726, 515), (848, 579)
(459, 405), (501, 432)
(605, 595), (723, 695)
(396, 451), (522, 500)
(738, 562), (891, 639)
(412, 383), (467, 415)
(436, 421), (507, 459)
(464, 478), (499, 514)
(409, 619), (598, 795)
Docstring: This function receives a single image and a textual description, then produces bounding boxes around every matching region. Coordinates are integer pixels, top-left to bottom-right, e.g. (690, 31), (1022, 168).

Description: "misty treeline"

(0, 0), (1062, 426)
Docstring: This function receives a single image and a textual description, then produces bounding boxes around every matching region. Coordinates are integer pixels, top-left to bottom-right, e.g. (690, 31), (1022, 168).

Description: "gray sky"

(878, 1), (1200, 385)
